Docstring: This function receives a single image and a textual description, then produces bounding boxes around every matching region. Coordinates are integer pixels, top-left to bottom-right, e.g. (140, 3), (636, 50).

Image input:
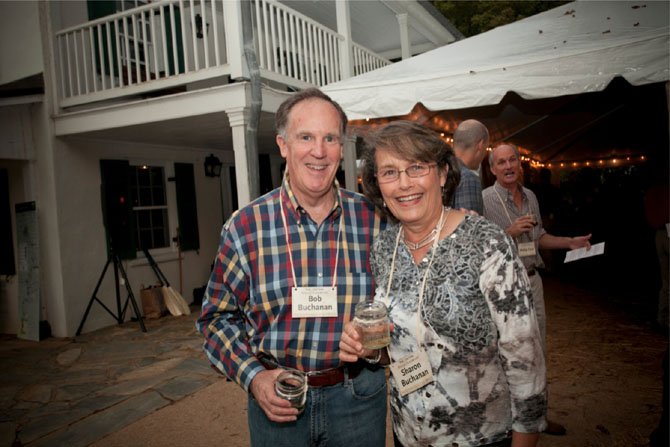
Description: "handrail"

(53, 0), (391, 108)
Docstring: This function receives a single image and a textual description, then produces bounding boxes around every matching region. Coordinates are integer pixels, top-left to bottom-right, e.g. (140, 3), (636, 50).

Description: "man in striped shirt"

(197, 88), (387, 447)
(483, 143), (591, 437)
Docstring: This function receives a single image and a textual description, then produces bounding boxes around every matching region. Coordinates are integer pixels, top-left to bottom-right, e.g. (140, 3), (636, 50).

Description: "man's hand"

(249, 369), (299, 422)
(506, 215), (537, 238)
(567, 233), (592, 250)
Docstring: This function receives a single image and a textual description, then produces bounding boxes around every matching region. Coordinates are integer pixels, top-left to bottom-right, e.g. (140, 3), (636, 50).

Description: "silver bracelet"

(361, 349), (382, 364)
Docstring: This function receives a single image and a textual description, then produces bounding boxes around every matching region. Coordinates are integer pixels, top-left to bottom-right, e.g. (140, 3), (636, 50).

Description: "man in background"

(451, 119), (489, 214)
(483, 143), (592, 437)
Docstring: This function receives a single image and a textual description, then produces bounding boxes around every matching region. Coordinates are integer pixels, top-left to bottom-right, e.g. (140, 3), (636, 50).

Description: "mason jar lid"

(354, 300), (388, 320)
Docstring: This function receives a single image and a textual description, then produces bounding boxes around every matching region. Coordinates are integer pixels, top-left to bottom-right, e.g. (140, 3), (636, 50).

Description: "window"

(130, 165), (170, 251)
(100, 159), (198, 259)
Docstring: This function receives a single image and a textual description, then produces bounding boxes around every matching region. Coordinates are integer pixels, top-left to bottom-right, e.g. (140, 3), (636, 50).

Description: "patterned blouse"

(372, 214), (547, 447)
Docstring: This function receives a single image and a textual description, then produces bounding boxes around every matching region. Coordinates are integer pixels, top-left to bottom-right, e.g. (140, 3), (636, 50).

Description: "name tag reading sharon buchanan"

(292, 287), (338, 318)
(389, 350), (434, 396)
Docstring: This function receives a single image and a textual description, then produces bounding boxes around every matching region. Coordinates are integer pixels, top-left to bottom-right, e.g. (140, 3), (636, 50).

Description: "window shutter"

(100, 160), (136, 260)
(87, 0), (118, 77)
(174, 163), (199, 251)
(0, 169), (16, 275)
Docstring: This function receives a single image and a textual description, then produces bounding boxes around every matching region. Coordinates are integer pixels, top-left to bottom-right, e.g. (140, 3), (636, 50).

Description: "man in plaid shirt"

(451, 119), (489, 214)
(197, 88), (387, 447)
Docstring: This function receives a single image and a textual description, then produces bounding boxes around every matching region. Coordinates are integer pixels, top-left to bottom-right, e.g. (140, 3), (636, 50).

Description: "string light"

(348, 118), (648, 171)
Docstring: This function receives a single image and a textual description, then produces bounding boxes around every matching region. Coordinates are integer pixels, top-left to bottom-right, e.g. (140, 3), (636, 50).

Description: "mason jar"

(275, 369), (307, 414)
(353, 300), (391, 350)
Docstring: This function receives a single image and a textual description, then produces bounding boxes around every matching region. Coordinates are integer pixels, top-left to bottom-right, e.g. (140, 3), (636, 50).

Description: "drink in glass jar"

(353, 301), (391, 350)
(275, 370), (307, 414)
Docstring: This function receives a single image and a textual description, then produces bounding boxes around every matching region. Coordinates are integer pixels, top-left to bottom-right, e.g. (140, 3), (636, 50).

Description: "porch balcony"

(53, 0), (391, 110)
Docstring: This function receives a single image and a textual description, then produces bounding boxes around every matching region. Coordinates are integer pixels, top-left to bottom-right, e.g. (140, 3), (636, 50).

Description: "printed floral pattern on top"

(372, 214), (547, 447)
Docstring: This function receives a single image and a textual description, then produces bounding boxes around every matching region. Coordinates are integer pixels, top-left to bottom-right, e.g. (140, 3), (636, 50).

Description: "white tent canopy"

(323, 0), (669, 121)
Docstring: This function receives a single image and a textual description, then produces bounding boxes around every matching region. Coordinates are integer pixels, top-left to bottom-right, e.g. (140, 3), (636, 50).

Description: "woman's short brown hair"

(361, 120), (460, 221)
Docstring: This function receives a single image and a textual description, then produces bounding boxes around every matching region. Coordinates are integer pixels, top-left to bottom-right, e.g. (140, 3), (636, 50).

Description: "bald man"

(450, 119), (489, 214)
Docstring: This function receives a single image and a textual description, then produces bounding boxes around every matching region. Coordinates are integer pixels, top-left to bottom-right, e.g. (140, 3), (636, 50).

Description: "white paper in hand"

(564, 242), (605, 263)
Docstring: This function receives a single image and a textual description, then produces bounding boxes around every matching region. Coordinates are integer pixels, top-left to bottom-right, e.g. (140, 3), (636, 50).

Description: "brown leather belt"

(257, 354), (363, 388)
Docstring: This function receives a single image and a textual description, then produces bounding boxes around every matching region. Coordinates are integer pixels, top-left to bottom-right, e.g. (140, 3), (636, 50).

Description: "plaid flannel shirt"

(451, 160), (484, 214)
(196, 178), (385, 391)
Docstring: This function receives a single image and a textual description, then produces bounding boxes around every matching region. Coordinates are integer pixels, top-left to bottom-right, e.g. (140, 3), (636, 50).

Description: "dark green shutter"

(100, 160), (136, 260)
(162, 5), (185, 75)
(87, 1), (184, 77)
(87, 0), (119, 77)
(174, 163), (199, 251)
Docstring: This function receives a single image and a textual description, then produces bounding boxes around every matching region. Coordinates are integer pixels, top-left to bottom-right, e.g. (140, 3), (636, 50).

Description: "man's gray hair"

(275, 88), (348, 138)
(488, 143), (520, 166)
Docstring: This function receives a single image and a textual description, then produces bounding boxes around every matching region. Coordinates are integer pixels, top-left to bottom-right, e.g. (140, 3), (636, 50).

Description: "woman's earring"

(383, 201), (387, 208)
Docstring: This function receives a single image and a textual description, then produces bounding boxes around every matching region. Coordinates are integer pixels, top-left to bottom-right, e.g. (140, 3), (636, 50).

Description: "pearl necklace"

(402, 207), (449, 251)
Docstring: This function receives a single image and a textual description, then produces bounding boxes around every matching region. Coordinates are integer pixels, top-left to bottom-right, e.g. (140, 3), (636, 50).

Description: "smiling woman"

(340, 120), (548, 447)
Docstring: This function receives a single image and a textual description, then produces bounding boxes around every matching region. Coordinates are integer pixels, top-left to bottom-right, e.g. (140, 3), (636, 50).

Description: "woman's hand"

(339, 321), (393, 364)
(339, 321), (367, 362)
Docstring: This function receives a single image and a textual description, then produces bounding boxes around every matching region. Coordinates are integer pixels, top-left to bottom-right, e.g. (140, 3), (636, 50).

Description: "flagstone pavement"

(0, 275), (667, 447)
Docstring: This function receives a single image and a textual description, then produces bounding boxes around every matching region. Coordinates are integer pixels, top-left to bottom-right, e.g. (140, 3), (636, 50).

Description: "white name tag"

(389, 350), (434, 396)
(517, 241), (536, 257)
(291, 287), (338, 318)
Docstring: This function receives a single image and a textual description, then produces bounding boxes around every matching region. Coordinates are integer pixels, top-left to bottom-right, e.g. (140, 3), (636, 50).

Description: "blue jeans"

(248, 367), (387, 447)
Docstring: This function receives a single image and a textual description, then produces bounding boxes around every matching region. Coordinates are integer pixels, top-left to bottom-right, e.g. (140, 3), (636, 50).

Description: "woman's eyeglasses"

(375, 163), (436, 184)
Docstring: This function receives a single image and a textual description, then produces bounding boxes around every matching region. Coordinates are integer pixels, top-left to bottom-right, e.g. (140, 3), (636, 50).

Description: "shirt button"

(318, 273), (323, 278)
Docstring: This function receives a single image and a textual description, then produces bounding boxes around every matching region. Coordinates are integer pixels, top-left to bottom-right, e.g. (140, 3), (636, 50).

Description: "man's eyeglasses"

(375, 163), (437, 184)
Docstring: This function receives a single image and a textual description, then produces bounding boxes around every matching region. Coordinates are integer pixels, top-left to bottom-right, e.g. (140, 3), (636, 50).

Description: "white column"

(397, 13), (410, 60)
(226, 106), (253, 207)
(222, 0), (245, 79)
(336, 0), (353, 79)
(343, 136), (357, 192)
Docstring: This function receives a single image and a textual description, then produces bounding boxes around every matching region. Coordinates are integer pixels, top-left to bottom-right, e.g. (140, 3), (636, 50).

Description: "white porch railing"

(253, 0), (341, 87)
(352, 42), (389, 77)
(54, 0), (391, 109)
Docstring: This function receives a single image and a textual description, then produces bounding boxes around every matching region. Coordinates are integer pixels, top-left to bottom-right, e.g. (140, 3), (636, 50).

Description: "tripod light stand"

(76, 247), (146, 336)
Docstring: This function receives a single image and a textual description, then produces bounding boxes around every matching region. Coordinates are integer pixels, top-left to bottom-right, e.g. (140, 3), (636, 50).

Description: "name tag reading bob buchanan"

(389, 350), (434, 396)
(292, 287), (338, 318)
